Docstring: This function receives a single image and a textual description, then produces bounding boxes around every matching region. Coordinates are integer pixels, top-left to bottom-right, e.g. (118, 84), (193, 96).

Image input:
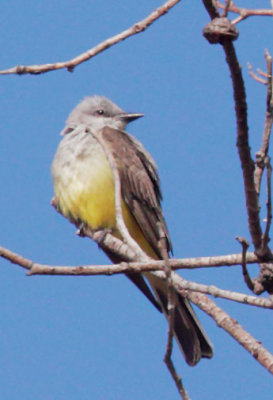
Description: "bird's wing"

(101, 126), (172, 259)
(100, 127), (214, 365)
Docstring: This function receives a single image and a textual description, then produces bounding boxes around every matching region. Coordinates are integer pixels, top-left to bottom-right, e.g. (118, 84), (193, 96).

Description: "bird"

(51, 95), (213, 365)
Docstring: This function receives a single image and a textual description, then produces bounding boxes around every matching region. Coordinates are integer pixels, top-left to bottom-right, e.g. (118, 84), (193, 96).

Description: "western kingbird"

(51, 95), (213, 366)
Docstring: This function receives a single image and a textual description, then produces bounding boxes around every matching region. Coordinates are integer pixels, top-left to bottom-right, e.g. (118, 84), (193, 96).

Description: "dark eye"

(96, 109), (104, 116)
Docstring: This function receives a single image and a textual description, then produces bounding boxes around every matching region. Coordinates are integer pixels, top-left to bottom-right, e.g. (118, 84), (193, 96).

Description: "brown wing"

(100, 127), (214, 364)
(101, 126), (172, 259)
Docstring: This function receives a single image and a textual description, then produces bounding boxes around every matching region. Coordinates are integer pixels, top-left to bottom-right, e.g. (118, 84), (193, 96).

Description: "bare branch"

(164, 355), (190, 400)
(263, 159), (272, 251)
(203, 2), (273, 297)
(182, 286), (273, 374)
(202, 6), (262, 255)
(221, 40), (267, 257)
(0, 0), (181, 76)
(2, 240), (273, 372)
(247, 63), (267, 85)
(80, 224), (138, 261)
(159, 231), (179, 394)
(0, 244), (261, 274)
(143, 269), (273, 374)
(2, 243), (273, 308)
(236, 236), (255, 291)
(0, 246), (34, 270)
(202, 0), (220, 19)
(177, 279), (273, 310)
(246, 50), (273, 294)
(254, 51), (273, 196)
(216, 1), (273, 24)
(51, 198), (139, 262)
(221, 0), (232, 18)
(257, 68), (269, 79)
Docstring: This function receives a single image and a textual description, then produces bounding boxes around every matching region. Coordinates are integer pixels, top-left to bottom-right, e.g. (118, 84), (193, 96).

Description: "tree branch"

(0, 244), (260, 274)
(221, 39), (267, 255)
(177, 279), (273, 310)
(2, 245), (273, 372)
(217, 1), (273, 24)
(164, 355), (190, 400)
(202, 0), (220, 19)
(0, 0), (181, 76)
(2, 244), (273, 308)
(254, 50), (273, 198)
(187, 288), (273, 375)
(247, 63), (267, 85)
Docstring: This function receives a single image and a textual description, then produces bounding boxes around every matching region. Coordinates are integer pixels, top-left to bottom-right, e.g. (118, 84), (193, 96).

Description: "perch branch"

(0, 244), (261, 273)
(2, 241), (273, 372)
(0, 245), (261, 274)
(2, 245), (273, 308)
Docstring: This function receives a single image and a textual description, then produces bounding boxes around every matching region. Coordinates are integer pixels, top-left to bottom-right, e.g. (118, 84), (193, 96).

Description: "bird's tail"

(145, 272), (213, 366)
(103, 247), (213, 365)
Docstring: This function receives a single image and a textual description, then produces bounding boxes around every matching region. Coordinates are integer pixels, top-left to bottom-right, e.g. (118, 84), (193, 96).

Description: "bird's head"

(62, 95), (144, 133)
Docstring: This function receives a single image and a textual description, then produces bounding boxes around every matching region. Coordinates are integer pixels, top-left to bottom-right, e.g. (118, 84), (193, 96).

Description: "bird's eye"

(96, 109), (104, 116)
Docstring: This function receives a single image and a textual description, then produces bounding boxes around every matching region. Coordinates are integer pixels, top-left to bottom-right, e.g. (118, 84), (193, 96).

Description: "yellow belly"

(54, 146), (157, 259)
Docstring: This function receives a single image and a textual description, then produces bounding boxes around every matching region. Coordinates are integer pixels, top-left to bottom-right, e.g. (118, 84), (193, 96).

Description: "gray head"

(62, 95), (143, 134)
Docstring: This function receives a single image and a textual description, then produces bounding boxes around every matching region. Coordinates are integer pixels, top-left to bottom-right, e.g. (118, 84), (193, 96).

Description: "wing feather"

(101, 126), (172, 258)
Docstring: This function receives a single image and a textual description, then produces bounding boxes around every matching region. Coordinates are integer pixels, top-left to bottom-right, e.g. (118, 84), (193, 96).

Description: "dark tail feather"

(176, 293), (213, 360)
(103, 248), (162, 312)
(147, 274), (213, 366)
(126, 272), (162, 312)
(104, 248), (213, 365)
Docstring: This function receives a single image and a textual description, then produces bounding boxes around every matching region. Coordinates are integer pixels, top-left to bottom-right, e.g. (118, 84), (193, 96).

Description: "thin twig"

(248, 50), (273, 294)
(247, 63), (267, 85)
(251, 51), (273, 255)
(216, 1), (273, 24)
(164, 356), (190, 400)
(221, 0), (232, 17)
(254, 51), (273, 196)
(158, 227), (176, 349)
(175, 279), (273, 310)
(236, 236), (254, 291)
(257, 68), (269, 79)
(0, 0), (181, 76)
(158, 228), (182, 397)
(263, 159), (272, 252)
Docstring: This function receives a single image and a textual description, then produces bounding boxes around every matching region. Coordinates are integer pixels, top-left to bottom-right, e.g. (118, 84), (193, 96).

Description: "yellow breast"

(52, 129), (158, 259)
(54, 142), (116, 230)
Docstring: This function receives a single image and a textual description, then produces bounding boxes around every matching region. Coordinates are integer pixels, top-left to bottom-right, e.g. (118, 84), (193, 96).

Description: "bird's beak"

(119, 112), (144, 123)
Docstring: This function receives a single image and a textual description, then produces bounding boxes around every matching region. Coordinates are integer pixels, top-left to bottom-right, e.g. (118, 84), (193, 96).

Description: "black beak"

(119, 112), (144, 123)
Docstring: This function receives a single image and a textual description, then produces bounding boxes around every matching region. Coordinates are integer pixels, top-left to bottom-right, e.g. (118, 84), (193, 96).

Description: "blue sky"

(1, 1), (273, 399)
